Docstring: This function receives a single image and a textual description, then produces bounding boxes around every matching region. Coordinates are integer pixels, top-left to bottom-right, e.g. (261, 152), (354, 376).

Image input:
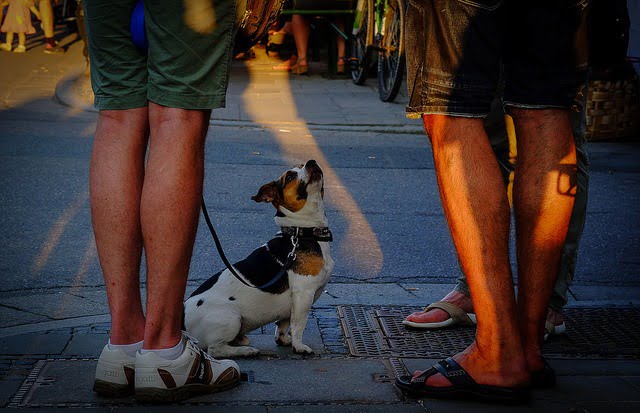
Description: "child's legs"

(18, 33), (25, 46)
(5, 33), (14, 45)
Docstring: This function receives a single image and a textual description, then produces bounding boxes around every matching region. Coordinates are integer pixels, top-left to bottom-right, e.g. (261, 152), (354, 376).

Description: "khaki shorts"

(84, 0), (236, 110)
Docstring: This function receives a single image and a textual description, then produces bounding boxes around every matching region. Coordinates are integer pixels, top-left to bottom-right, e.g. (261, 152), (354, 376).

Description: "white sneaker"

(93, 344), (136, 397)
(135, 334), (240, 403)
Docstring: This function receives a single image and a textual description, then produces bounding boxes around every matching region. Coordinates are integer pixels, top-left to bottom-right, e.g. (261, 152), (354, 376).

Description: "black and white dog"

(184, 160), (334, 357)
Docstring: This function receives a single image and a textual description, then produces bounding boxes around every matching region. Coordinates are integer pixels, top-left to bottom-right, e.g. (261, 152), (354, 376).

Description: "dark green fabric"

(84, 0), (235, 110)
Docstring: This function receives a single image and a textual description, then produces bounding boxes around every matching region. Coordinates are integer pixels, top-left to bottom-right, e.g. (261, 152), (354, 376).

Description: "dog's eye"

(285, 174), (295, 183)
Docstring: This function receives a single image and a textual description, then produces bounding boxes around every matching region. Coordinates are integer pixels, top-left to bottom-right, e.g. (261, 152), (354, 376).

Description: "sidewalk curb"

(54, 70), (97, 114)
(210, 119), (425, 134)
(53, 70), (425, 135)
(1, 282), (637, 338)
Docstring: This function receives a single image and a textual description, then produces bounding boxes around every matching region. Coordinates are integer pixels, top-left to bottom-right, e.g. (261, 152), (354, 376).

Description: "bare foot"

(405, 290), (474, 324)
(412, 342), (529, 388)
(273, 56), (298, 71)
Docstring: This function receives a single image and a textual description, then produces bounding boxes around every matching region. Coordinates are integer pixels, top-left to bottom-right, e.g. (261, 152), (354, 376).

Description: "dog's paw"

(293, 343), (314, 354)
(236, 346), (260, 357)
(208, 345), (259, 358)
(275, 334), (292, 347)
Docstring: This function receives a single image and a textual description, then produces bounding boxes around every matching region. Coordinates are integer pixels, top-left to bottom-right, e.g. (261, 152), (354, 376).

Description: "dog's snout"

(304, 160), (322, 181)
(305, 160), (320, 173)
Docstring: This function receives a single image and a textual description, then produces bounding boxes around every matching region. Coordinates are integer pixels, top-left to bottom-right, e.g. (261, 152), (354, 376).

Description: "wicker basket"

(585, 77), (640, 140)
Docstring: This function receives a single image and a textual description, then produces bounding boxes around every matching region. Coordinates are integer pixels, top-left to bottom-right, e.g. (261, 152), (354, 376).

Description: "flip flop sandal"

(530, 357), (556, 389)
(544, 320), (566, 341)
(395, 357), (531, 405)
(402, 301), (477, 329)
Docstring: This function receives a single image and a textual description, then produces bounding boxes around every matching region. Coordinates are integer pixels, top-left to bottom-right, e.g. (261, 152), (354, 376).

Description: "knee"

(150, 105), (206, 125)
(506, 106), (568, 123)
(99, 108), (147, 125)
(422, 114), (484, 149)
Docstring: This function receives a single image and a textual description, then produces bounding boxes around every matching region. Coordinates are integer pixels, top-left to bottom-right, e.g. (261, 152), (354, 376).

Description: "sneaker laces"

(182, 331), (216, 362)
(182, 330), (199, 345)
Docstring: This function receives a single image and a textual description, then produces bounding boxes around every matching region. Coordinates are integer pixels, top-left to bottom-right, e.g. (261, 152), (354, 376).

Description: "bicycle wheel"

(377, 0), (405, 102)
(350, 0), (373, 85)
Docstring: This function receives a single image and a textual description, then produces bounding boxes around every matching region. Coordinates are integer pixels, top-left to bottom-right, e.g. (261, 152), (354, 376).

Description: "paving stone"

(551, 360), (640, 376)
(17, 359), (398, 406)
(536, 376), (639, 402)
(0, 306), (50, 328)
(0, 332), (70, 356)
(576, 401), (640, 413)
(316, 283), (429, 306)
(0, 378), (22, 407)
(62, 332), (108, 357)
(571, 286), (640, 303)
(242, 319), (326, 357)
(622, 376), (640, 392)
(0, 292), (109, 322)
(270, 404), (425, 413)
(421, 400), (584, 413)
(113, 407), (265, 413)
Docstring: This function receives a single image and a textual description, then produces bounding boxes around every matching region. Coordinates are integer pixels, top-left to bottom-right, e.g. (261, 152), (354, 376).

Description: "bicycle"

(350, 0), (405, 102)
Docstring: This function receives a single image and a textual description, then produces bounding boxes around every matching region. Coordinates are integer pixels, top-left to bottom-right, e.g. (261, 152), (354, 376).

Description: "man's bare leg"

(140, 103), (210, 349)
(417, 115), (528, 387)
(511, 108), (576, 372)
(90, 108), (149, 345)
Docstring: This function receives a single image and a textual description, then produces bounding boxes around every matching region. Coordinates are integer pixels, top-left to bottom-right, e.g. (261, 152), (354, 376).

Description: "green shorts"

(84, 0), (236, 110)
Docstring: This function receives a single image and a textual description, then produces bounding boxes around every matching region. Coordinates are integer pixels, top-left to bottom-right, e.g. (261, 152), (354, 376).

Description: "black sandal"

(395, 357), (531, 405)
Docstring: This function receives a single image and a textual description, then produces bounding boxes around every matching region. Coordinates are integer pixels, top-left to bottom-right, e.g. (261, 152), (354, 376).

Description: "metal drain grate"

(338, 305), (640, 359)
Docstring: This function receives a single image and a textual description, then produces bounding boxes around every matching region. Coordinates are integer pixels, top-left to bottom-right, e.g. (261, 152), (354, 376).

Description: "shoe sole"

(402, 313), (477, 329)
(93, 379), (135, 398)
(134, 377), (240, 403)
(395, 377), (530, 405)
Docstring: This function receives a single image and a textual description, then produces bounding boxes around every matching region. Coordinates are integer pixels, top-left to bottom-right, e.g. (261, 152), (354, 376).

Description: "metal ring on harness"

(201, 198), (297, 290)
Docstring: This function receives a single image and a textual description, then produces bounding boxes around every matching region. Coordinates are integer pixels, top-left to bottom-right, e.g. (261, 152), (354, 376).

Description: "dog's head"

(251, 160), (327, 227)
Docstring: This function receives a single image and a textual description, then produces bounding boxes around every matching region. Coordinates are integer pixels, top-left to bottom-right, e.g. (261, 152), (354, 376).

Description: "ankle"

(458, 342), (529, 385)
(143, 328), (183, 350)
(442, 290), (474, 312)
(141, 337), (184, 360)
(108, 339), (143, 357)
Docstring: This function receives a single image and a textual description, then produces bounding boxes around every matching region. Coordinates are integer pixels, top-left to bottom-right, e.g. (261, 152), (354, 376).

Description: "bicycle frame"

(353, 0), (390, 54)
(351, 0), (405, 102)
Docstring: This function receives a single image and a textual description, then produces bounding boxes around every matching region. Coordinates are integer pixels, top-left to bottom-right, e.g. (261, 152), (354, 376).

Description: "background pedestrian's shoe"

(93, 344), (136, 397)
(403, 301), (477, 329)
(44, 44), (64, 54)
(135, 335), (240, 403)
(544, 320), (566, 341)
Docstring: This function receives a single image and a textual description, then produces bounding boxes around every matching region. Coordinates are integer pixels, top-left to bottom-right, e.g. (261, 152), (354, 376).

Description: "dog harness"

(201, 198), (332, 291)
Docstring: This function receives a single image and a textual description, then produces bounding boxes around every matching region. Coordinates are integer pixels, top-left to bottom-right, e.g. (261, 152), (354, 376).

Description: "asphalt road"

(0, 40), (639, 301)
(1, 106), (639, 295)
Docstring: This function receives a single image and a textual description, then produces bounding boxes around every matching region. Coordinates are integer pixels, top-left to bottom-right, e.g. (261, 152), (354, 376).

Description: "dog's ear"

(251, 181), (278, 203)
